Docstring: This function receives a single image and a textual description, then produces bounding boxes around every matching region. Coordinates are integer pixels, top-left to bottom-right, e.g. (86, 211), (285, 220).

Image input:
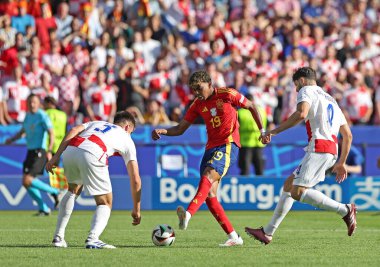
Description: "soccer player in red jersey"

(152, 70), (268, 246)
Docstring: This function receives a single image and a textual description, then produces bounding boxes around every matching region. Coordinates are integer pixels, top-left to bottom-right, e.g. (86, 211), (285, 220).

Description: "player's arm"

(243, 99), (265, 133)
(5, 127), (25, 144)
(151, 119), (191, 140)
(46, 127), (55, 161)
(45, 124), (85, 173)
(126, 160), (142, 225)
(269, 101), (310, 137)
(332, 124), (352, 183)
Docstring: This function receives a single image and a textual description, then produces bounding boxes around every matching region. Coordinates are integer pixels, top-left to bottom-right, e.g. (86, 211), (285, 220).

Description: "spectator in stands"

(5, 94), (59, 216)
(0, 0), (378, 128)
(2, 65), (30, 123)
(91, 32), (111, 68)
(67, 37), (90, 76)
(0, 14), (17, 51)
(341, 73), (373, 125)
(55, 2), (73, 40)
(35, 3), (57, 54)
(330, 68), (350, 104)
(0, 32), (26, 80)
(0, 85), (7, 125)
(143, 99), (170, 126)
(84, 68), (116, 122)
(32, 72), (59, 102)
(42, 39), (67, 77)
(25, 57), (49, 90)
(55, 63), (80, 119)
(11, 1), (35, 35)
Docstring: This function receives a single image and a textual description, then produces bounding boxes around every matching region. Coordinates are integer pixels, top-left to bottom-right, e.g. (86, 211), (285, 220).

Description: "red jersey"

(184, 87), (247, 149)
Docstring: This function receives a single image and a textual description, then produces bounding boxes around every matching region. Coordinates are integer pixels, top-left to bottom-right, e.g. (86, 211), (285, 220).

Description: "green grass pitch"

(0, 210), (379, 266)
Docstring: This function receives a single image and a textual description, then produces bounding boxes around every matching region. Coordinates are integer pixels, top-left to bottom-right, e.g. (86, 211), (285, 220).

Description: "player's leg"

(177, 166), (215, 230)
(178, 143), (238, 231)
(22, 150), (52, 215)
(24, 174), (50, 215)
(52, 147), (83, 247)
(24, 149), (60, 208)
(204, 176), (243, 246)
(293, 185), (356, 235)
(292, 152), (356, 236)
(252, 147), (264, 176)
(85, 192), (115, 249)
(238, 147), (251, 175)
(81, 151), (115, 249)
(245, 174), (294, 244)
(52, 183), (82, 248)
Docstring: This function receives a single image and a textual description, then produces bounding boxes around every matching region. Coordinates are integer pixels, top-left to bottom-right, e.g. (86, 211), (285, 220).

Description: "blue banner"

(0, 175), (153, 211)
(152, 177), (351, 210)
(1, 176), (378, 211)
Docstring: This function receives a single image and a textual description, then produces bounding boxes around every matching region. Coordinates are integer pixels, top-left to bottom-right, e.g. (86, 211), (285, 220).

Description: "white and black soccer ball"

(152, 224), (175, 246)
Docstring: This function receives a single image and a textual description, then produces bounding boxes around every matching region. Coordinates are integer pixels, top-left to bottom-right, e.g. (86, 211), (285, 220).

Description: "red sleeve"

(183, 99), (199, 123)
(228, 88), (247, 108)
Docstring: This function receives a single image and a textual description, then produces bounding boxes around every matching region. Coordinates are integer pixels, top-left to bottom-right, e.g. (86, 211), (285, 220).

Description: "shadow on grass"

(0, 244), (83, 248)
(117, 245), (255, 249)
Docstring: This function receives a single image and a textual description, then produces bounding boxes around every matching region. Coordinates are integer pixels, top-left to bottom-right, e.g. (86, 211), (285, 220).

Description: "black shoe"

(51, 193), (60, 209)
(34, 210), (50, 216)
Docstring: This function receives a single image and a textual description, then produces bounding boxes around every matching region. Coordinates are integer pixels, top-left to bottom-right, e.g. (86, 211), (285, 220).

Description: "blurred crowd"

(0, 0), (379, 128)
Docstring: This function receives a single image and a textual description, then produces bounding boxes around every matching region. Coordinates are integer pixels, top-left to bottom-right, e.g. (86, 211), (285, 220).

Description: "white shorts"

(62, 146), (112, 196)
(293, 152), (337, 187)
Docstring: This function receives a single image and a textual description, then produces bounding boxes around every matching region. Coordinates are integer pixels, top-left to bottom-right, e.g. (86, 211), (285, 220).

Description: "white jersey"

(68, 121), (137, 165)
(297, 85), (347, 155)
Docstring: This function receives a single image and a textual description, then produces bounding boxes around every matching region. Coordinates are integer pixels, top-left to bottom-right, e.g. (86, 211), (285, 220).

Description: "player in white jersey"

(245, 67), (357, 245)
(46, 111), (142, 249)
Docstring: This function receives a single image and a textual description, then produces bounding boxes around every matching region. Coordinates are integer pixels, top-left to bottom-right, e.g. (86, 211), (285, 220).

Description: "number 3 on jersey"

(94, 123), (116, 133)
(210, 116), (221, 128)
(327, 104), (334, 127)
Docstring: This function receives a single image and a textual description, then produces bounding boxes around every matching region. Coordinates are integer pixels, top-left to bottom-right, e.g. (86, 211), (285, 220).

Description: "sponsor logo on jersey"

(210, 108), (217, 117)
(216, 99), (224, 109)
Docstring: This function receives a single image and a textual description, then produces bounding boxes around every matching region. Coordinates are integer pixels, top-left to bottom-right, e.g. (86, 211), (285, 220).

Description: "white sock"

(88, 205), (111, 241)
(185, 211), (191, 223)
(300, 189), (348, 217)
(264, 191), (294, 236)
(228, 230), (239, 240)
(54, 192), (76, 239)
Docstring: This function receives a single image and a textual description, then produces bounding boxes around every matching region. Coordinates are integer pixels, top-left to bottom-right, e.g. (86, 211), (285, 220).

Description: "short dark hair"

(44, 96), (57, 107)
(292, 67), (317, 82)
(113, 111), (136, 127)
(189, 70), (211, 89)
(27, 93), (39, 102)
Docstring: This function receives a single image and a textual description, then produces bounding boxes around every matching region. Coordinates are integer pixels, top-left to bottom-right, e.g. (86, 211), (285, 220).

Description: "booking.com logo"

(159, 177), (344, 210)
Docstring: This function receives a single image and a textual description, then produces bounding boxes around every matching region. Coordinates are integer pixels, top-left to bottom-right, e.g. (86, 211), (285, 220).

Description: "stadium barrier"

(1, 125), (380, 177)
(0, 175), (379, 211)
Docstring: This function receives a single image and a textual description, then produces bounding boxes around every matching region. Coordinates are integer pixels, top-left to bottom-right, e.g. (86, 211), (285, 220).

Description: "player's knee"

(22, 175), (33, 187)
(283, 175), (294, 192)
(290, 187), (304, 201)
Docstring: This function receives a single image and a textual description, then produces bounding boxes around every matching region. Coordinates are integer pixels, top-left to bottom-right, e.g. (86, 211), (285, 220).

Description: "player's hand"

(131, 210), (141, 226)
(331, 162), (347, 183)
(259, 132), (272, 144)
(151, 129), (167, 141)
(45, 155), (59, 174)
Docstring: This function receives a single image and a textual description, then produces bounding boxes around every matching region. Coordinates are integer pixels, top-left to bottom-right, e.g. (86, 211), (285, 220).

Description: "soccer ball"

(152, 224), (175, 246)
